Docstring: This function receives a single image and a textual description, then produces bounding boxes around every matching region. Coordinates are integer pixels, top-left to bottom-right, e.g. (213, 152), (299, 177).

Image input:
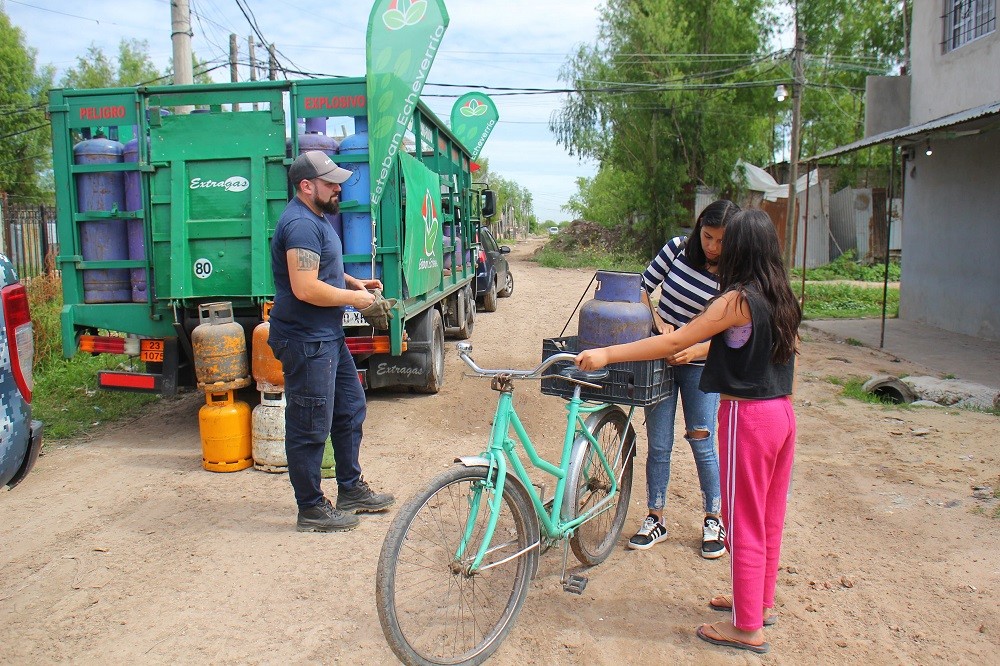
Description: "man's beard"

(314, 193), (340, 215)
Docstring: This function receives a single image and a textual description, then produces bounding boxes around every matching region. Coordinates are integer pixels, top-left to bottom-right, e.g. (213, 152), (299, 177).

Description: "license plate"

(140, 339), (164, 363)
(343, 309), (367, 327)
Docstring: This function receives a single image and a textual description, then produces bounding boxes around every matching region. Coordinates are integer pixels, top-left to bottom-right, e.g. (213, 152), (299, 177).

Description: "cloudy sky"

(6, 0), (606, 222)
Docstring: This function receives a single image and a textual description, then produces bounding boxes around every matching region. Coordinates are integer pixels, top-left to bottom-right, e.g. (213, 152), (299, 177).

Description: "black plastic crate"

(540, 336), (674, 407)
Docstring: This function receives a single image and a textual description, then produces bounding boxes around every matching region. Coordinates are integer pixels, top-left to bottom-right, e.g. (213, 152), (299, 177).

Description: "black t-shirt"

(269, 197), (346, 341)
(699, 288), (795, 399)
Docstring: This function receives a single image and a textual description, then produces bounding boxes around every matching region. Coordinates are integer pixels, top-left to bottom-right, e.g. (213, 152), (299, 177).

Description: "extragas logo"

(189, 176), (250, 192)
(382, 0), (427, 30)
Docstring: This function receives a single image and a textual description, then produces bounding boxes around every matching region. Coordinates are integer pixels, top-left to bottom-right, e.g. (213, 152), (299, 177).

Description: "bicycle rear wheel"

(376, 465), (539, 666)
(567, 407), (635, 566)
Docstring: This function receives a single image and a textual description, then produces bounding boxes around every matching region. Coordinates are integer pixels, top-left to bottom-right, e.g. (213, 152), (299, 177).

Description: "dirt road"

(2, 237), (998, 664)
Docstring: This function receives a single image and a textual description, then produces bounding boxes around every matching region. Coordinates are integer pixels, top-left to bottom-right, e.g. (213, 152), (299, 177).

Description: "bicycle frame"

(458, 381), (634, 573)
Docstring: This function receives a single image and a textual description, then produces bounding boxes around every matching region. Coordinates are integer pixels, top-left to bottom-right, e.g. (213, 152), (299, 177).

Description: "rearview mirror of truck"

(481, 189), (496, 218)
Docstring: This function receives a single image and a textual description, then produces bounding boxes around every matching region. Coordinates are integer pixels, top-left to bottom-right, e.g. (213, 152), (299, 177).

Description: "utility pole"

(229, 34), (239, 83)
(268, 44), (277, 80)
(783, 22), (805, 267)
(170, 0), (194, 114)
(248, 36), (258, 110)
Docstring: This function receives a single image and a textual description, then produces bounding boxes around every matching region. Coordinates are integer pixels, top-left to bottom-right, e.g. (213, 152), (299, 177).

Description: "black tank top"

(699, 288), (794, 399)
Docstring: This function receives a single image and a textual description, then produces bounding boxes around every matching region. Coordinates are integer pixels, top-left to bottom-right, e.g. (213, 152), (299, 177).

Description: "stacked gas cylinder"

(250, 303), (287, 473)
(193, 302), (253, 472)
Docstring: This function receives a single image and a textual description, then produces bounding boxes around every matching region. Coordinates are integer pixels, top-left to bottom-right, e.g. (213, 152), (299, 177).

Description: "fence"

(0, 202), (58, 279)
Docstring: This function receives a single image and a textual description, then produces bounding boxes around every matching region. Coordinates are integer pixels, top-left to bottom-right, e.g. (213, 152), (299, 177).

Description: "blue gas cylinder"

(577, 271), (652, 351)
(296, 116), (343, 240)
(122, 137), (148, 302)
(338, 116), (373, 279)
(74, 135), (130, 303)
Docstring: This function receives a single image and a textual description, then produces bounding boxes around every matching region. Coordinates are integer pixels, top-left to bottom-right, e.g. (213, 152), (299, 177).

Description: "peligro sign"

(189, 176), (250, 192)
(371, 25), (445, 207)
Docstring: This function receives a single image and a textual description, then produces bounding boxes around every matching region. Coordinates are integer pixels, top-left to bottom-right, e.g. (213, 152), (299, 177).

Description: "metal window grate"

(943, 0), (997, 52)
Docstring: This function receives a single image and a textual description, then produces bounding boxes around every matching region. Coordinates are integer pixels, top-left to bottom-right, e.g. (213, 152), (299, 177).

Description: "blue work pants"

(269, 337), (366, 508)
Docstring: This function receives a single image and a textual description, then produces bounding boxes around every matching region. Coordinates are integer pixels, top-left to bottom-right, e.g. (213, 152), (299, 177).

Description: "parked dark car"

(1, 252), (43, 489)
(475, 226), (513, 312)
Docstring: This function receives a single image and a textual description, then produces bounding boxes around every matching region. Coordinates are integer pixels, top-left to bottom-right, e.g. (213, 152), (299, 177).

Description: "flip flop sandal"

(696, 622), (771, 654)
(709, 594), (778, 627)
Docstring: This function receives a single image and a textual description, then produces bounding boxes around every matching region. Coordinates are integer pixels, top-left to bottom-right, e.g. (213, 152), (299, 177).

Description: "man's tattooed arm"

(294, 249), (320, 271)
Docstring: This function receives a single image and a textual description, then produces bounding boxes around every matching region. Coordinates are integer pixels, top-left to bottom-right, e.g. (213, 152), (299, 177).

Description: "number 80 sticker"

(193, 258), (213, 279)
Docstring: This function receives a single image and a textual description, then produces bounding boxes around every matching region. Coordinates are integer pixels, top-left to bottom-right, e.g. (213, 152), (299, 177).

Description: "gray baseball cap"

(288, 150), (352, 185)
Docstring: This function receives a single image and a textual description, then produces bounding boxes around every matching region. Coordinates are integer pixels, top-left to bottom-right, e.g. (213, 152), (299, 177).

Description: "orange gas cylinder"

(199, 390), (253, 472)
(192, 301), (251, 391)
(252, 302), (284, 391)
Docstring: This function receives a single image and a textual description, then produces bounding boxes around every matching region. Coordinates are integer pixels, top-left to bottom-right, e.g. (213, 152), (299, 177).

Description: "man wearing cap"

(268, 150), (394, 532)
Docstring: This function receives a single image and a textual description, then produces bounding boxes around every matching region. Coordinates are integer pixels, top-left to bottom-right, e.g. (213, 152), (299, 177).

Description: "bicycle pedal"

(562, 574), (588, 594)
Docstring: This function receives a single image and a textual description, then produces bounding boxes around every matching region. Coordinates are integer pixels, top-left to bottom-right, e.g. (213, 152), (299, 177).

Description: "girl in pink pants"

(577, 209), (800, 655)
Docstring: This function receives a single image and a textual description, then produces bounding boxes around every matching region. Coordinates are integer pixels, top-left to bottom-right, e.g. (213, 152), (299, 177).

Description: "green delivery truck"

(48, 77), (495, 395)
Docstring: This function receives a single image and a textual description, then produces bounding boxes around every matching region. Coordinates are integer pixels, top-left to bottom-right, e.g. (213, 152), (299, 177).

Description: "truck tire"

(454, 286), (475, 340)
(482, 278), (498, 313)
(414, 309), (445, 394)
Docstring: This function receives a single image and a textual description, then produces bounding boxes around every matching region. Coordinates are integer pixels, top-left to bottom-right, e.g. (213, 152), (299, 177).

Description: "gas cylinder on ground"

(252, 391), (286, 473)
(577, 271), (653, 351)
(252, 302), (283, 392)
(321, 437), (336, 479)
(192, 302), (251, 391)
(199, 390), (253, 472)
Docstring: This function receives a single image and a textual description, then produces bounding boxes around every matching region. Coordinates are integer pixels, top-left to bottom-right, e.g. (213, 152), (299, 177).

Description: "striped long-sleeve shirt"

(640, 237), (720, 364)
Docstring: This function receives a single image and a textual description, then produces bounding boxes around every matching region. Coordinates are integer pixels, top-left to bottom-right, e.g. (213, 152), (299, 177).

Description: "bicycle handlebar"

(456, 342), (577, 379)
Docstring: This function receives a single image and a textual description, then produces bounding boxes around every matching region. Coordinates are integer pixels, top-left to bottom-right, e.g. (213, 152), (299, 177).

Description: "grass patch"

(789, 250), (900, 282)
(27, 275), (158, 441)
(826, 375), (910, 407)
(534, 245), (647, 273)
(799, 282), (898, 319)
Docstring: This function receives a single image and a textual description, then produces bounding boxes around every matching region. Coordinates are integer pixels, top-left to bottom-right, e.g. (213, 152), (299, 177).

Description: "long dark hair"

(685, 199), (739, 267)
(716, 209), (801, 363)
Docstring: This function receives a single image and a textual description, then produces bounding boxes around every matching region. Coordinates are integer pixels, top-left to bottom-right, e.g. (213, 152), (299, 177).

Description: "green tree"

(61, 39), (159, 88)
(553, 0), (775, 246)
(553, 0), (905, 249)
(0, 8), (53, 200)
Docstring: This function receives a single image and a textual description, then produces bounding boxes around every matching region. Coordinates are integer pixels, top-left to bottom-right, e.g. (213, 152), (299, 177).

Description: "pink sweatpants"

(718, 396), (796, 631)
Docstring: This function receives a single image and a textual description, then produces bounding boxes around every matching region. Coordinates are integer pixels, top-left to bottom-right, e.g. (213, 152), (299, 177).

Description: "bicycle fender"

(453, 456), (491, 468)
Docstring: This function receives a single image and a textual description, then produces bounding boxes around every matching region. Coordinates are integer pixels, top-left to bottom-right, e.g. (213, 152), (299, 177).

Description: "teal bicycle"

(376, 342), (638, 665)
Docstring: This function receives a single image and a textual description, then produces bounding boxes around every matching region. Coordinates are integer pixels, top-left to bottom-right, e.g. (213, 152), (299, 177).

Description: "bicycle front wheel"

(376, 465), (539, 666)
(567, 407), (636, 566)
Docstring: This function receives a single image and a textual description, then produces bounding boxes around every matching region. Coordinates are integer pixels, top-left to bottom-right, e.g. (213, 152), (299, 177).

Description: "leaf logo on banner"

(382, 0), (428, 30)
(460, 98), (488, 117)
(422, 190), (440, 257)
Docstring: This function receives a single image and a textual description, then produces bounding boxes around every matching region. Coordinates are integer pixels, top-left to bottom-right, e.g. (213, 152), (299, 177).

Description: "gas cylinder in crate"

(199, 391), (252, 472)
(252, 391), (287, 473)
(192, 302), (251, 391)
(252, 302), (283, 392)
(577, 271), (652, 351)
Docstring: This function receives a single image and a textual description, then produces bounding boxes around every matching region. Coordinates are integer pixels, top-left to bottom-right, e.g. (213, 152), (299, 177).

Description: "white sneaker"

(701, 515), (726, 559)
(627, 514), (668, 550)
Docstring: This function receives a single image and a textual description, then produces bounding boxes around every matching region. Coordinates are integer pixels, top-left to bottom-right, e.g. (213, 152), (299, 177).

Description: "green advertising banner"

(400, 152), (443, 295)
(450, 92), (499, 160)
(366, 0), (450, 207)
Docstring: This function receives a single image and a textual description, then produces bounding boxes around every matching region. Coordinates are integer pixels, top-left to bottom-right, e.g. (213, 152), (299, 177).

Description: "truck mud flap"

(366, 308), (444, 392)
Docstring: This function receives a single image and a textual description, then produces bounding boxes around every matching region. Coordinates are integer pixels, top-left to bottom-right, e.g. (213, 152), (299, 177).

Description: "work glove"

(359, 289), (397, 330)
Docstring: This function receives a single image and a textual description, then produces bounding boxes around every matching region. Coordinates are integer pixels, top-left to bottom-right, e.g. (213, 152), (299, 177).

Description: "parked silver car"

(1, 252), (42, 489)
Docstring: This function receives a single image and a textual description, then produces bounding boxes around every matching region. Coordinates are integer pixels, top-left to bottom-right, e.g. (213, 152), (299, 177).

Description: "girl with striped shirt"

(626, 200), (739, 558)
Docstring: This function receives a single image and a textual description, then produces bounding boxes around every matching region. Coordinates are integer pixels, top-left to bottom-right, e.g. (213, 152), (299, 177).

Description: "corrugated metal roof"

(807, 99), (1000, 161)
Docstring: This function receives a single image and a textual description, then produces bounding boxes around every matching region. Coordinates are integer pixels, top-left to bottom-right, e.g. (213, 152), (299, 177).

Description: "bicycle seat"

(560, 366), (609, 382)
